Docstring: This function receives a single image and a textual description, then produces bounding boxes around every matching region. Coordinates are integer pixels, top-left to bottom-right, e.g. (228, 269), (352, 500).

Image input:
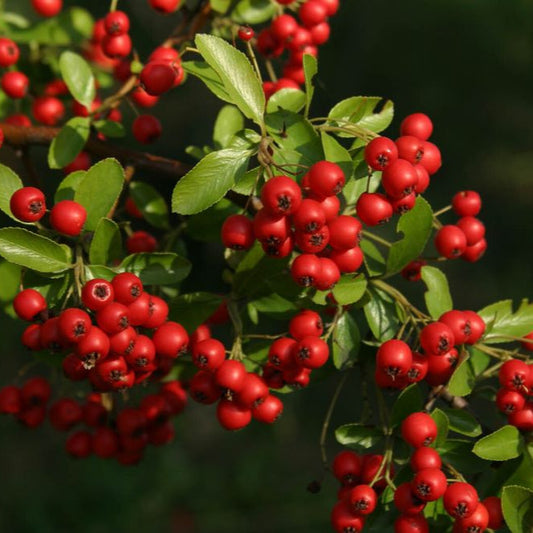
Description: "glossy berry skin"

(411, 468), (448, 502)
(292, 199), (326, 233)
(10, 187), (46, 223)
(217, 400), (252, 430)
(310, 22), (330, 45)
(289, 310), (323, 340)
(132, 115), (162, 144)
(102, 33), (132, 58)
(192, 338), (226, 371)
(482, 497), (503, 530)
(349, 485), (377, 515)
(190, 370), (221, 404)
(49, 200), (87, 236)
(268, 337), (297, 367)
(452, 191), (481, 217)
(238, 26), (254, 41)
(394, 483), (426, 516)
(439, 310), (471, 345)
(356, 192), (393, 226)
(364, 136), (398, 170)
(253, 209), (290, 245)
(329, 246), (364, 273)
(307, 161), (345, 198)
(328, 216), (362, 250)
(31, 0), (62, 17)
(394, 514), (429, 533)
(58, 308), (92, 343)
(390, 192), (417, 214)
(143, 295), (168, 328)
(376, 339), (413, 379)
(291, 253), (321, 287)
(13, 288), (47, 321)
(112, 272), (143, 305)
(294, 336), (329, 369)
(76, 326), (110, 369)
(315, 257), (340, 291)
(271, 15), (298, 42)
(96, 302), (130, 334)
(237, 373), (269, 409)
(261, 175), (302, 216)
(0, 38), (19, 67)
(21, 324), (42, 351)
(496, 388), (525, 414)
(299, 0), (328, 27)
(400, 113), (433, 141)
(414, 164), (430, 194)
(381, 159), (418, 198)
(149, 0), (180, 13)
(419, 141), (441, 175)
(508, 402), (533, 431)
(410, 446), (442, 471)
(221, 214), (254, 250)
(499, 359), (531, 391)
(252, 394), (283, 423)
(420, 322), (455, 356)
(455, 503), (489, 533)
(1, 71), (29, 99)
(444, 482), (479, 519)
(152, 321), (188, 358)
(140, 62), (176, 96)
(457, 216), (485, 246)
(32, 96), (65, 126)
(435, 225), (467, 259)
(104, 10), (130, 36)
(462, 311), (485, 343)
(332, 450), (362, 486)
(64, 151), (91, 174)
(126, 231), (157, 253)
(461, 238), (487, 263)
(401, 412), (438, 447)
(395, 135), (425, 165)
(82, 278), (114, 311)
(215, 360), (247, 392)
(331, 501), (365, 533)
(407, 352), (429, 383)
(295, 226), (329, 254)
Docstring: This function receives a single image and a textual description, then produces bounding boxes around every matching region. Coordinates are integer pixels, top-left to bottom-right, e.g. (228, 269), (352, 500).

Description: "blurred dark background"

(1, 0), (532, 531)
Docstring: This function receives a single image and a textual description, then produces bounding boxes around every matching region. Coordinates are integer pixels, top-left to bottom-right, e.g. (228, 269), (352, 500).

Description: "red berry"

(293, 336), (329, 369)
(143, 295), (168, 328)
(1, 71), (29, 99)
(21, 324), (42, 351)
(456, 216), (485, 246)
(295, 226), (330, 254)
(315, 257), (341, 290)
(92, 427), (119, 458)
(439, 310), (471, 345)
(217, 399), (252, 430)
(127, 293), (151, 327)
(261, 175), (302, 216)
(292, 198), (326, 233)
(411, 468), (447, 501)
(104, 10), (130, 36)
(426, 349), (458, 386)
(332, 450), (362, 486)
(149, 0), (180, 13)
(452, 191), (482, 217)
(131, 86), (159, 108)
(419, 141), (442, 175)
(189, 370), (221, 404)
(238, 26), (254, 42)
(13, 288), (47, 321)
(132, 114), (162, 144)
(32, 95), (64, 126)
(508, 402), (533, 431)
(82, 278), (114, 311)
(95, 354), (129, 387)
(49, 200), (87, 236)
(5, 113), (31, 127)
(31, 0), (62, 17)
(215, 360), (247, 392)
(102, 33), (132, 58)
(401, 259), (426, 282)
(482, 496), (503, 530)
(364, 136), (398, 170)
(289, 310), (323, 340)
(125, 334), (156, 370)
(221, 214), (255, 250)
(462, 311), (485, 344)
(394, 483), (426, 515)
(252, 394), (283, 423)
(414, 164), (430, 194)
(331, 500), (365, 533)
(126, 230), (157, 253)
(96, 302), (130, 334)
(496, 388), (526, 414)
(140, 61), (176, 96)
(400, 113), (433, 140)
(435, 225), (468, 259)
(356, 192), (393, 226)
(299, 0), (328, 27)
(420, 322), (456, 355)
(0, 386), (22, 414)
(394, 514), (429, 533)
(64, 151), (91, 174)
(454, 503), (489, 533)
(381, 159), (418, 198)
(49, 398), (83, 431)
(237, 373), (269, 408)
(0, 37), (19, 67)
(152, 321), (188, 358)
(76, 326), (110, 369)
(112, 272), (143, 305)
(10, 187), (46, 223)
(257, 29), (284, 58)
(307, 161), (345, 198)
(271, 15), (298, 42)
(310, 22), (330, 45)
(461, 238), (487, 263)
(499, 359), (531, 391)
(349, 485), (377, 515)
(395, 135), (425, 165)
(39, 317), (64, 351)
(21, 377), (51, 407)
(329, 246), (364, 273)
(327, 216), (362, 251)
(407, 352), (429, 383)
(66, 430), (92, 458)
(390, 192), (417, 214)
(401, 412), (438, 447)
(291, 253), (321, 287)
(192, 338), (226, 371)
(58, 307), (93, 343)
(410, 446), (442, 471)
(376, 339), (413, 380)
(444, 482), (479, 519)
(253, 208), (290, 245)
(268, 337), (297, 368)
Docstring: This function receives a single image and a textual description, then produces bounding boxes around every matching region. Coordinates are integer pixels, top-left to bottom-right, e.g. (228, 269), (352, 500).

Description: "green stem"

(362, 231), (392, 248)
(433, 205), (452, 217)
(371, 279), (430, 321)
(110, 0), (119, 11)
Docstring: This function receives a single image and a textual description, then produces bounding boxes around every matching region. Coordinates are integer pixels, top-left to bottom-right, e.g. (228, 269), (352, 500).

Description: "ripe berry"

(376, 339), (413, 379)
(131, 86), (159, 108)
(454, 502), (489, 533)
(310, 22), (330, 45)
(410, 446), (442, 471)
(13, 288), (47, 321)
(140, 61), (176, 96)
(126, 230), (157, 253)
(143, 295), (168, 328)
(10, 187), (46, 223)
(292, 198), (326, 233)
(364, 136), (398, 170)
(456, 216), (485, 246)
(261, 175), (302, 216)
(394, 483), (426, 516)
(310, 193), (340, 221)
(190, 370), (221, 404)
(295, 226), (330, 253)
(64, 151), (91, 174)
(104, 10), (130, 36)
(482, 496), (503, 530)
(76, 326), (110, 369)
(452, 191), (481, 217)
(92, 427), (119, 458)
(496, 388), (526, 414)
(331, 500), (365, 533)
(289, 310), (323, 340)
(237, 373), (269, 408)
(401, 412), (438, 447)
(394, 514), (429, 533)
(508, 402), (533, 431)
(253, 208), (290, 244)
(420, 322), (455, 355)
(401, 259), (426, 282)
(434, 225), (467, 259)
(329, 246), (364, 273)
(215, 360), (247, 392)
(112, 272), (143, 305)
(268, 337), (297, 367)
(349, 485), (377, 515)
(1, 71), (29, 99)
(327, 216), (362, 251)
(315, 257), (341, 290)
(21, 377), (51, 406)
(5, 113), (31, 127)
(252, 394), (283, 423)
(0, 38), (19, 67)
(443, 482), (479, 519)
(407, 352), (429, 383)
(413, 164), (430, 194)
(426, 349), (458, 386)
(49, 200), (87, 236)
(152, 321), (188, 358)
(257, 29), (284, 58)
(132, 114), (162, 144)
(262, 235), (294, 258)
(439, 310), (471, 345)
(96, 302), (130, 334)
(462, 311), (485, 343)
(294, 336), (329, 369)
(238, 26), (254, 42)
(390, 192), (417, 214)
(400, 113), (433, 140)
(39, 317), (64, 351)
(149, 0), (180, 13)
(32, 96), (65, 126)
(21, 324), (42, 351)
(499, 359), (531, 391)
(66, 431), (92, 458)
(299, 0), (328, 28)
(217, 399), (252, 430)
(221, 214), (255, 250)
(95, 354), (129, 387)
(192, 338), (226, 371)
(31, 0), (62, 17)
(307, 161), (345, 198)
(356, 192), (393, 226)
(461, 238), (487, 263)
(291, 253), (321, 286)
(419, 141), (442, 175)
(411, 468), (447, 501)
(125, 334), (156, 370)
(381, 159), (418, 198)
(58, 308), (93, 343)
(332, 450), (362, 486)
(82, 278), (114, 310)
(102, 33), (132, 58)
(271, 15), (298, 42)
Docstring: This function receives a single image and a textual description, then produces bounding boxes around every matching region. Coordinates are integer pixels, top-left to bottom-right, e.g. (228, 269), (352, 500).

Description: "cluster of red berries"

(251, 0), (339, 97)
(10, 186), (87, 236)
(434, 191), (486, 262)
(222, 161), (365, 290)
(375, 310), (485, 390)
(0, 37), (29, 102)
(15, 272), (187, 392)
(330, 450), (395, 532)
(495, 358), (533, 431)
(357, 113), (440, 225)
(187, 323), (283, 430)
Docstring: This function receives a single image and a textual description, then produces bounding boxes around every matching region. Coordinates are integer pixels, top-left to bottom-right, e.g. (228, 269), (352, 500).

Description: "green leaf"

(213, 105), (245, 149)
(329, 96), (394, 134)
(54, 170), (86, 203)
(6, 8), (93, 45)
(332, 276), (367, 305)
(0, 228), (71, 273)
(332, 312), (361, 369)
(321, 132), (354, 184)
(469, 346), (491, 375)
(59, 51), (95, 107)
(93, 119), (126, 138)
(478, 299), (533, 344)
(421, 266), (453, 319)
(431, 408), (449, 448)
(22, 270), (72, 305)
(249, 293), (297, 318)
(363, 286), (400, 341)
(266, 88), (306, 114)
(231, 0), (277, 24)
(74, 158), (124, 231)
(447, 355), (476, 396)
(195, 34), (265, 126)
(386, 197), (433, 274)
(48, 117), (90, 169)
(502, 485), (533, 533)
(120, 253), (191, 286)
(0, 164), (23, 222)
(391, 384), (423, 428)
(473, 425), (522, 461)
(84, 264), (115, 281)
(129, 181), (169, 230)
(360, 239), (386, 278)
(442, 408), (482, 437)
(0, 260), (21, 302)
(210, 0), (231, 13)
(182, 61), (232, 103)
(335, 423), (385, 451)
(172, 149), (250, 215)
(168, 292), (224, 332)
(303, 54), (318, 117)
(186, 198), (239, 242)
(89, 218), (122, 265)
(438, 439), (487, 474)
(233, 167), (260, 195)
